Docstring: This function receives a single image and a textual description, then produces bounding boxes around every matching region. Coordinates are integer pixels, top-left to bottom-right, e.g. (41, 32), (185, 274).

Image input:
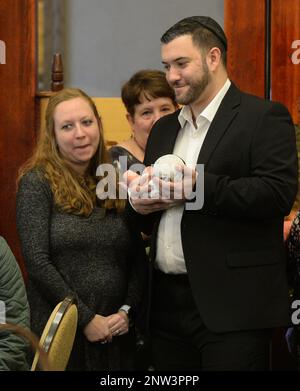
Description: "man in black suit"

(126, 16), (298, 370)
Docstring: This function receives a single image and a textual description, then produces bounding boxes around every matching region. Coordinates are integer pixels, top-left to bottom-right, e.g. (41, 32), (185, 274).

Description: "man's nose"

(167, 67), (180, 83)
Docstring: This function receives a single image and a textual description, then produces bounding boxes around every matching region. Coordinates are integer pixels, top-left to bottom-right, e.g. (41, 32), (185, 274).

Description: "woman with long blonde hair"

(16, 88), (147, 370)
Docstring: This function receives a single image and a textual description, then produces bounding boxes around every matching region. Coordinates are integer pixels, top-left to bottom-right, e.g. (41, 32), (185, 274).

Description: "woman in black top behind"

(110, 69), (178, 172)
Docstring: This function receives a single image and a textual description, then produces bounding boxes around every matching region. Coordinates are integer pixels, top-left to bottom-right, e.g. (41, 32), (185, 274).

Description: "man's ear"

(206, 47), (222, 71)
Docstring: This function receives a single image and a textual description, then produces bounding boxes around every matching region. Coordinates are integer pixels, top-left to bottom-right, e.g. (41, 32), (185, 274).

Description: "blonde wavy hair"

(17, 88), (125, 215)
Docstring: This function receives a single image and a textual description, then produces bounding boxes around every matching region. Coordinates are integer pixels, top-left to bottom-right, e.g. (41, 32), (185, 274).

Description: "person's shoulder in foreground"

(0, 236), (30, 371)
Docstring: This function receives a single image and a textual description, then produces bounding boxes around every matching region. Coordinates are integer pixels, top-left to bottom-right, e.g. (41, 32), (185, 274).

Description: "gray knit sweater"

(16, 170), (146, 370)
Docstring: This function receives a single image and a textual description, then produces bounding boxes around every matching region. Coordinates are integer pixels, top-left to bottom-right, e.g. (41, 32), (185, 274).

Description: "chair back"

(31, 296), (78, 371)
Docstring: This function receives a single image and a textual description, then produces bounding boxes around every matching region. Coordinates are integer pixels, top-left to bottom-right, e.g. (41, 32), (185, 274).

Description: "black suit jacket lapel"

(144, 109), (181, 164)
(198, 83), (241, 166)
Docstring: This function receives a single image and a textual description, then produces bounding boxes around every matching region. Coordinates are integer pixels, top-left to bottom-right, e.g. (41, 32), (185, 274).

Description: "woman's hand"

(107, 311), (129, 337)
(83, 314), (112, 343)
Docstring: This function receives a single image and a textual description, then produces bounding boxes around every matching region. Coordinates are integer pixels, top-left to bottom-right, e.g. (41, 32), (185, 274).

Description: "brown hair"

(17, 88), (124, 215)
(161, 16), (227, 67)
(121, 69), (178, 117)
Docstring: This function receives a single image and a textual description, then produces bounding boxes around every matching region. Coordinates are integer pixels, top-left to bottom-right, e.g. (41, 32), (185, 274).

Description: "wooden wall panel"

(224, 0), (266, 98)
(225, 0), (300, 371)
(271, 0), (300, 124)
(0, 0), (36, 275)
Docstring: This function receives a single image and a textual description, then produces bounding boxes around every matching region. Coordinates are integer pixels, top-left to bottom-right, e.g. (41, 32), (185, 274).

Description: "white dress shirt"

(155, 79), (231, 274)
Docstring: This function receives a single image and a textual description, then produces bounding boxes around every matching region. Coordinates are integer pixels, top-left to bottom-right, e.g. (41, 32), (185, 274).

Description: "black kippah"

(185, 16), (227, 51)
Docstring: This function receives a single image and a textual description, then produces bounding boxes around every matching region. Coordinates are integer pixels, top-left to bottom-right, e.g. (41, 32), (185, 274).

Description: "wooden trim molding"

(0, 0), (37, 276)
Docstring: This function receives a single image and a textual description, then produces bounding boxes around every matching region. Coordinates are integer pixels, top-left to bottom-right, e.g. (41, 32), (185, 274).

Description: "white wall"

(64, 0), (224, 96)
